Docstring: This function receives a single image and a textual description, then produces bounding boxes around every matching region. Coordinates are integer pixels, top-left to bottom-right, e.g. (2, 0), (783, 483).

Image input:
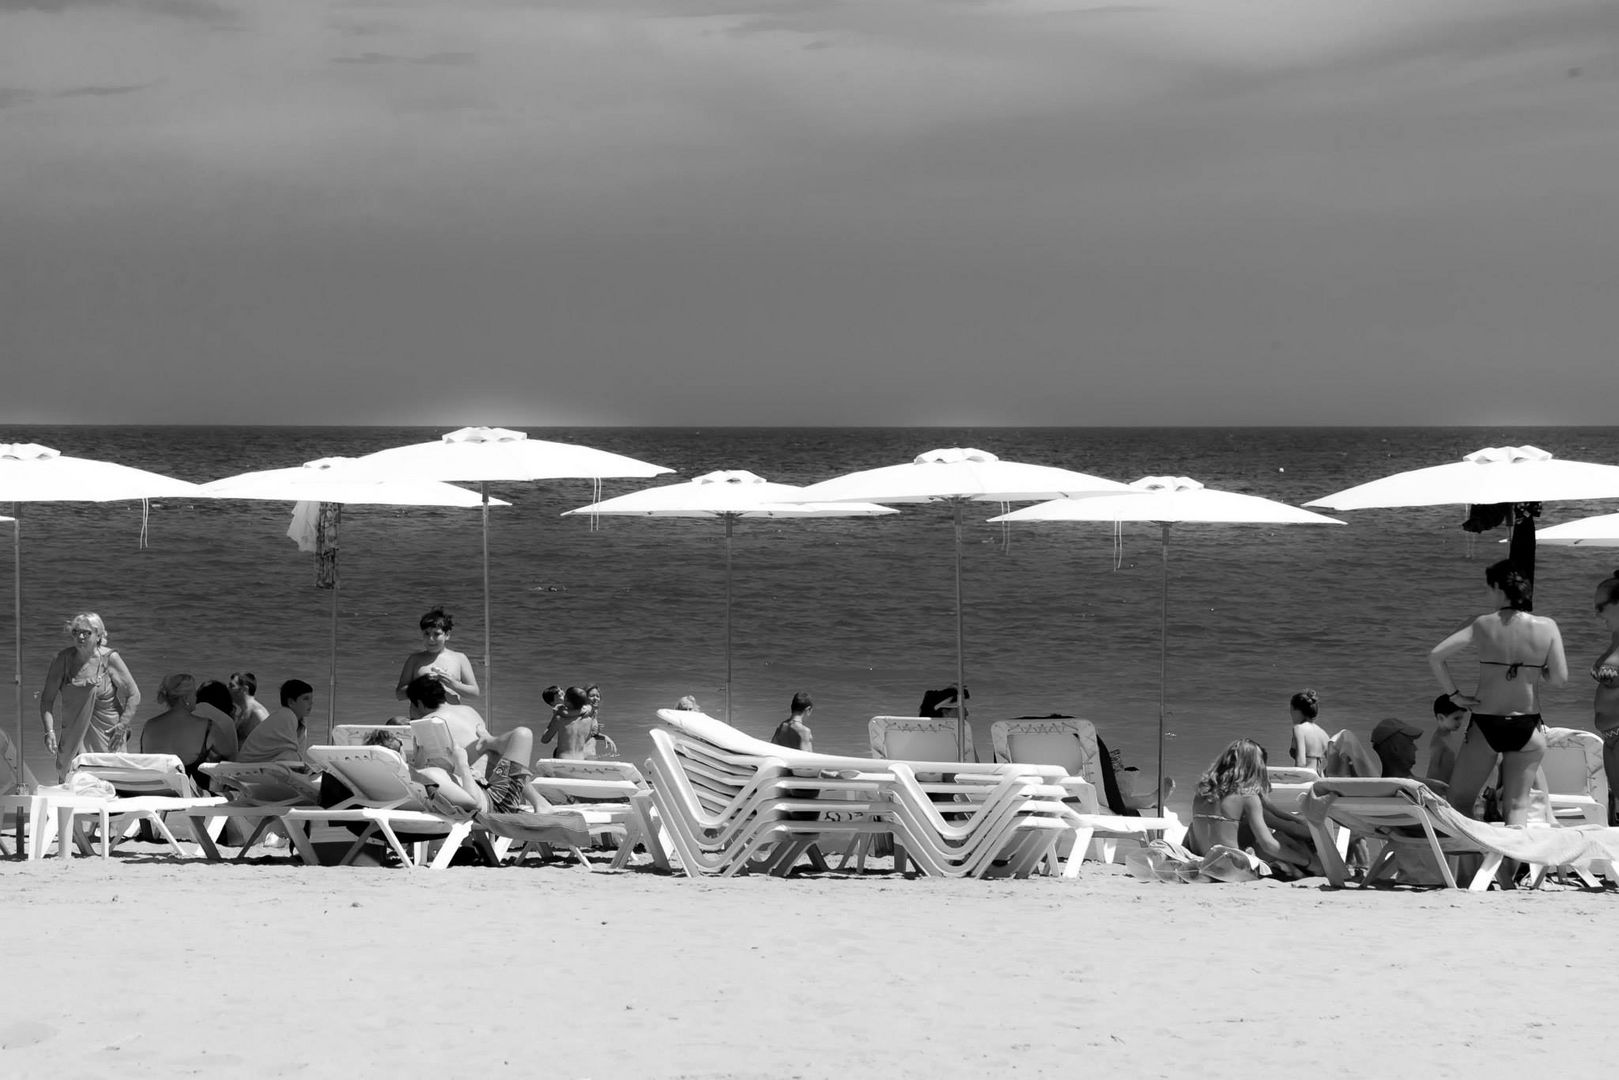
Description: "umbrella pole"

(481, 483), (492, 722)
(724, 515), (734, 724)
(1157, 522), (1169, 817)
(328, 578), (338, 740)
(12, 504), (21, 800)
(954, 498), (966, 761)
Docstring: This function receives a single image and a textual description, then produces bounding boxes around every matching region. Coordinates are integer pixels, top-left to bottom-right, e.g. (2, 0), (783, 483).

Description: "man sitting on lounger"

(404, 674), (534, 812)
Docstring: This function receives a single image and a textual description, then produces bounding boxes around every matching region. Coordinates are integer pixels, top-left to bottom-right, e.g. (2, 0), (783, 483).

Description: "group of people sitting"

(1186, 557), (1587, 882)
(114, 606), (616, 818)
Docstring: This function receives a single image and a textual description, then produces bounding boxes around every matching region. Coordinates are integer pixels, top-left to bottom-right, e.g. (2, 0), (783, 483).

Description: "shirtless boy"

(395, 607), (479, 704)
(541, 686), (598, 760)
(772, 691), (814, 751)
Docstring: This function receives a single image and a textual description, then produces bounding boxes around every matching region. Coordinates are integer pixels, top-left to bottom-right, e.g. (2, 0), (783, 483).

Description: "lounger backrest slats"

(989, 719), (1101, 790)
(1539, 728), (1606, 807)
(307, 745), (431, 811)
(331, 725), (418, 754)
(869, 716), (974, 764)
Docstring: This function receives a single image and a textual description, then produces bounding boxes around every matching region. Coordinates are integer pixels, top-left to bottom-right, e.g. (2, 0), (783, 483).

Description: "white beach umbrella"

(355, 427), (672, 718)
(991, 476), (1345, 812)
(1307, 445), (1619, 588)
(200, 457), (510, 734)
(563, 470), (896, 721)
(0, 443), (206, 793)
(1531, 513), (1619, 548)
(796, 448), (1132, 757)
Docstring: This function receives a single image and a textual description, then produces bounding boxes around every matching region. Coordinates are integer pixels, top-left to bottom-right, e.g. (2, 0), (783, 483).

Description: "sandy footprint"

(0, 1020), (57, 1050)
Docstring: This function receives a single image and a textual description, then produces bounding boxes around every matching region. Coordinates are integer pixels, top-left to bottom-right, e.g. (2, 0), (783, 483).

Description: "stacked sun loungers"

(642, 709), (1182, 879)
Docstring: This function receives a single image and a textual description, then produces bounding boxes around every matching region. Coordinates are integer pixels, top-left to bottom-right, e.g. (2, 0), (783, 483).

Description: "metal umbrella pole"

(953, 498), (967, 761)
(1157, 521), (1170, 817)
(327, 580), (339, 740)
(481, 482), (492, 722)
(724, 514), (734, 723)
(11, 505), (21, 800)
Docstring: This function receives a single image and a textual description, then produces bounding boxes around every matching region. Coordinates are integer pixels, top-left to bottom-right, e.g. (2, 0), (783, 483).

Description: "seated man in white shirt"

(236, 678), (318, 768)
(404, 675), (534, 813)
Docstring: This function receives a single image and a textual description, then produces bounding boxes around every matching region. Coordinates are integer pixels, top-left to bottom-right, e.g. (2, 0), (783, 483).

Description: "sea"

(5, 426), (1618, 816)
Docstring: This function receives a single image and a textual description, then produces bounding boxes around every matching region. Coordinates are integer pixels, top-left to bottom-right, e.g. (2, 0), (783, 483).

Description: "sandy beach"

(2, 856), (1613, 1080)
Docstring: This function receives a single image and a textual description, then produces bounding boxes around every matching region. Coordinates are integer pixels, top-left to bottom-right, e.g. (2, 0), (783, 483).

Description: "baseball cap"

(1371, 717), (1424, 747)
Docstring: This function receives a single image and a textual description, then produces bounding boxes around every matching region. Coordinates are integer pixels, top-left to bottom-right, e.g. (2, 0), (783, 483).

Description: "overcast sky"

(1, 0), (1614, 426)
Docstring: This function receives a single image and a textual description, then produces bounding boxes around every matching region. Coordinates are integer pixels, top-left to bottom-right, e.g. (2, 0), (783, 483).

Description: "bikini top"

(1594, 662), (1619, 688)
(1480, 659), (1548, 682)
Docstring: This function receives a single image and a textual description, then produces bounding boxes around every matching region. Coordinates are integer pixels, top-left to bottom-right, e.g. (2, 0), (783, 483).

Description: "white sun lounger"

(282, 745), (475, 869)
(184, 762), (324, 860)
(38, 753), (227, 860)
(1303, 777), (1619, 890)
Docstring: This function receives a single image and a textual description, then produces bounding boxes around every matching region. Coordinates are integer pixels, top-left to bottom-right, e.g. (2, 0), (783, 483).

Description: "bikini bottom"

(1467, 713), (1543, 754)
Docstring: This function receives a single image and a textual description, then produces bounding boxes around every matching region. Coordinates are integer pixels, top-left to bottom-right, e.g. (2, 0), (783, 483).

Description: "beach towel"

(1324, 729), (1380, 779)
(475, 809), (591, 850)
(1123, 838), (1271, 884)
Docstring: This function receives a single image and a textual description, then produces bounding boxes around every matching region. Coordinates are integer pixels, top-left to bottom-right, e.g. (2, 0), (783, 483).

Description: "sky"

(1, 0), (1615, 426)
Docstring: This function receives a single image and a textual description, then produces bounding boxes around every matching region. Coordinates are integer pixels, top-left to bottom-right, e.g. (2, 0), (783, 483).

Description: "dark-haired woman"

(1429, 559), (1567, 825)
(1287, 689), (1329, 772)
(1590, 570), (1619, 823)
(394, 607), (479, 704)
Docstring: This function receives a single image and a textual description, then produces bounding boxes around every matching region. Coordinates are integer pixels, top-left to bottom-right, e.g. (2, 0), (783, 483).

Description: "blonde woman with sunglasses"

(38, 612), (141, 780)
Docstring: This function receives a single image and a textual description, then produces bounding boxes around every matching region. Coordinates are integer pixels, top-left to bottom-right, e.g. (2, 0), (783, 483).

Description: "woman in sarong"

(39, 612), (141, 780)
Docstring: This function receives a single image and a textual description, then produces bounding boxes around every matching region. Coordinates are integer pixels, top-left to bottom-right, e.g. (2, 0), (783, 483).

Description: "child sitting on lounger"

(1191, 739), (1313, 879)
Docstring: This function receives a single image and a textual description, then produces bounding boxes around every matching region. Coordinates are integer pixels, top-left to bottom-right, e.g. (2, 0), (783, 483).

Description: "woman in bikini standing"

(1590, 570), (1619, 823)
(1429, 559), (1567, 825)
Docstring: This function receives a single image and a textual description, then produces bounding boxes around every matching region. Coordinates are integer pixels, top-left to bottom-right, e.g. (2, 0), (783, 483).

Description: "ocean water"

(4, 425), (1618, 815)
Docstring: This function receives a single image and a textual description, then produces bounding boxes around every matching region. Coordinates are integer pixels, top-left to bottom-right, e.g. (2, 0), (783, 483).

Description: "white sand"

(1, 857), (1614, 1079)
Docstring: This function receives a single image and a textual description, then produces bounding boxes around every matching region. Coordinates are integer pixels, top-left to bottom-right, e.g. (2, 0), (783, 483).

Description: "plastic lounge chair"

(1536, 728), (1608, 827)
(1302, 777), (1619, 890)
(645, 731), (892, 877)
(879, 763), (1081, 879)
(652, 719), (1097, 878)
(989, 717), (1184, 860)
(1265, 766), (1320, 814)
(282, 745), (475, 869)
(0, 731), (50, 854)
(184, 762), (324, 860)
(46, 753), (227, 860)
(656, 708), (1099, 876)
(869, 716), (976, 764)
(523, 760), (670, 870)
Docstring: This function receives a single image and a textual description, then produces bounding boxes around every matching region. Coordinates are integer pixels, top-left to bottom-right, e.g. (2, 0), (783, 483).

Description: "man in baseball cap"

(1370, 717), (1426, 779)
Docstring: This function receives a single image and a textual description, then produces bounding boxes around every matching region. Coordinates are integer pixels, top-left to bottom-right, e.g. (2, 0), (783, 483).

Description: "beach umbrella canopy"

(202, 457), (499, 508)
(796, 448), (1132, 757)
(0, 443), (206, 793)
(1307, 445), (1619, 587)
(355, 427), (672, 718)
(1532, 513), (1619, 548)
(200, 457), (510, 734)
(991, 476), (1345, 812)
(563, 470), (896, 720)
